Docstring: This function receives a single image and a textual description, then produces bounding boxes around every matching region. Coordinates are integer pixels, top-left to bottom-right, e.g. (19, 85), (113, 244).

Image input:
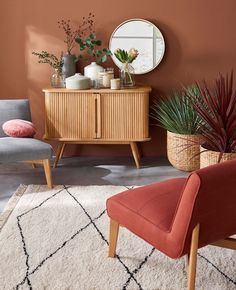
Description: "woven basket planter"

(200, 146), (236, 168)
(167, 131), (202, 172)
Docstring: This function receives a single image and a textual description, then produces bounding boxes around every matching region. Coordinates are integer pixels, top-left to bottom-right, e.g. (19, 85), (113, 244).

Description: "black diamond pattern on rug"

(14, 185), (236, 290)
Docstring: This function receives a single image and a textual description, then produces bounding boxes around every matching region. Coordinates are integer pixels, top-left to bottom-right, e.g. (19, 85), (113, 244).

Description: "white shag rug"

(0, 185), (236, 290)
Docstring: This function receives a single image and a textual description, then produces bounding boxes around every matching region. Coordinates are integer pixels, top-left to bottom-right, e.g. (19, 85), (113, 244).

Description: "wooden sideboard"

(43, 86), (151, 168)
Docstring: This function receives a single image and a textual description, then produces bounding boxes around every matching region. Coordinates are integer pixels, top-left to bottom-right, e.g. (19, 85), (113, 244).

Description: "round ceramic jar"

(84, 62), (104, 86)
(65, 73), (91, 90)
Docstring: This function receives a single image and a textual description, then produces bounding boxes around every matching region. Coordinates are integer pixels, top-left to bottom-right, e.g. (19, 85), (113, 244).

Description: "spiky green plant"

(151, 86), (203, 135)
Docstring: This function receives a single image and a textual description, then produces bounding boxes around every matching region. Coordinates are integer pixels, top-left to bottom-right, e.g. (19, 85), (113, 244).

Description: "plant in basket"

(187, 71), (236, 168)
(151, 86), (204, 171)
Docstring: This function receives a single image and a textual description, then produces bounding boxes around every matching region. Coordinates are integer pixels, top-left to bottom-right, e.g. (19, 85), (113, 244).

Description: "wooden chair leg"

(31, 162), (36, 169)
(130, 142), (141, 169)
(211, 237), (236, 250)
(108, 219), (120, 257)
(43, 159), (53, 189)
(54, 142), (66, 168)
(187, 224), (200, 290)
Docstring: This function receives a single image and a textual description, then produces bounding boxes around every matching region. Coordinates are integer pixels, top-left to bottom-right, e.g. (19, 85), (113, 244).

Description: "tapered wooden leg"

(54, 142), (66, 168)
(187, 224), (200, 290)
(137, 143), (143, 159)
(130, 142), (141, 169)
(108, 219), (120, 257)
(31, 162), (36, 169)
(43, 159), (53, 189)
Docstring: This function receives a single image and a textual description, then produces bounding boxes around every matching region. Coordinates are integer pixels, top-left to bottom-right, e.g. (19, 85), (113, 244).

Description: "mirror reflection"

(109, 19), (165, 74)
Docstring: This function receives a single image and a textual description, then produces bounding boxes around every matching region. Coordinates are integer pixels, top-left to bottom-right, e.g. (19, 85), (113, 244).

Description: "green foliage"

(151, 86), (203, 135)
(75, 33), (112, 63)
(32, 51), (63, 72)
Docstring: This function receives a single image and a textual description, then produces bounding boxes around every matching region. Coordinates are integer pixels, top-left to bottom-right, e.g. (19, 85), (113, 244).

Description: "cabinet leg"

(54, 142), (66, 168)
(130, 142), (141, 169)
(137, 143), (143, 159)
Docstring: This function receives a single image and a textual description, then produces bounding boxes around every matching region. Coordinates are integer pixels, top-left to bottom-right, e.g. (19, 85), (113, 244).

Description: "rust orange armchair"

(106, 159), (236, 290)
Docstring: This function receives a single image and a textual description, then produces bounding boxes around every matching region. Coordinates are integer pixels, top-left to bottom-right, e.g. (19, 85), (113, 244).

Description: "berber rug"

(0, 185), (235, 290)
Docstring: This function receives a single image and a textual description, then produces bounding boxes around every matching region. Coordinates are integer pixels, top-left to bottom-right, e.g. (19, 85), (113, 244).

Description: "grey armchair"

(0, 99), (53, 188)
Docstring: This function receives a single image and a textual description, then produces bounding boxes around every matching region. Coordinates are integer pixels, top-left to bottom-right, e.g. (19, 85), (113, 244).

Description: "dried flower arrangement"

(32, 14), (95, 70)
(58, 13), (95, 54)
(32, 13), (111, 78)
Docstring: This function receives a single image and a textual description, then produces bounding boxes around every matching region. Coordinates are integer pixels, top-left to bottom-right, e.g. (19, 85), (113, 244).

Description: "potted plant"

(32, 51), (64, 87)
(58, 14), (95, 78)
(188, 71), (236, 168)
(151, 86), (203, 171)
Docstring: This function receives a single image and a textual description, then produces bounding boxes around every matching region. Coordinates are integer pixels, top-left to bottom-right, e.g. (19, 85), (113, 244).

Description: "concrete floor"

(0, 156), (188, 212)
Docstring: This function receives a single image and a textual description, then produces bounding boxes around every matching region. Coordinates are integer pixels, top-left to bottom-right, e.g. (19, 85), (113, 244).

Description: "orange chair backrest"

(170, 159), (236, 258)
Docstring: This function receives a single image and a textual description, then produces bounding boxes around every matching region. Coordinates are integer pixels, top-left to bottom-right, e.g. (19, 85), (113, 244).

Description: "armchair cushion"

(107, 178), (187, 257)
(2, 119), (36, 137)
(0, 137), (52, 162)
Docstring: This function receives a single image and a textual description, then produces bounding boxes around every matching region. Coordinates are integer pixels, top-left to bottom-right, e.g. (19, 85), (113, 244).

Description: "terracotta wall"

(1, 0), (236, 157)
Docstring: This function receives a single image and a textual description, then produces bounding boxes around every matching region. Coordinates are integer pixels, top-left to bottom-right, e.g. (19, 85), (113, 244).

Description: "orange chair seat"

(107, 178), (187, 257)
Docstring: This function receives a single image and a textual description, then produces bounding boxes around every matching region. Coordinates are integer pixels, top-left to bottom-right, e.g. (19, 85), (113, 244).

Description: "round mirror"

(109, 19), (165, 74)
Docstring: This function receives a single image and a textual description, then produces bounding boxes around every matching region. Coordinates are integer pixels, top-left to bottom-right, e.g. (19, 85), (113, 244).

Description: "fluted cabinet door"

(44, 92), (96, 140)
(99, 92), (149, 140)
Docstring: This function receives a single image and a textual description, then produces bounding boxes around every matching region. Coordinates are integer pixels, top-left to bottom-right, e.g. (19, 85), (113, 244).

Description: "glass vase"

(51, 68), (65, 88)
(120, 62), (135, 87)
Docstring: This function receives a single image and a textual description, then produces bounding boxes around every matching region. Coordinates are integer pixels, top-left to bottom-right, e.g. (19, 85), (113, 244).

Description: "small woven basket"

(200, 146), (236, 168)
(167, 131), (201, 172)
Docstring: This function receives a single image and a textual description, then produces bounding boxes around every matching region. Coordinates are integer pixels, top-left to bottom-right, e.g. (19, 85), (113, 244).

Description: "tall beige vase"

(167, 131), (201, 172)
(200, 146), (236, 168)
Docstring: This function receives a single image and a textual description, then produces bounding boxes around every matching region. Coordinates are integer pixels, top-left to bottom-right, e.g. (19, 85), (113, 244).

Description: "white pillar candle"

(110, 78), (121, 90)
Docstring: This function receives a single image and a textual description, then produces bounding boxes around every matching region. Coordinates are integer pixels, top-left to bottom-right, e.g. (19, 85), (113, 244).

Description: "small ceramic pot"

(65, 73), (91, 90)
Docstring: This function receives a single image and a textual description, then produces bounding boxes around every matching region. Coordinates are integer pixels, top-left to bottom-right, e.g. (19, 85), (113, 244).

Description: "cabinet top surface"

(43, 85), (152, 93)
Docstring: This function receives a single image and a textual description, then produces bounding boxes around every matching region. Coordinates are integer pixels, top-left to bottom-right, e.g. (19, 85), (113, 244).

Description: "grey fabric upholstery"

(0, 99), (52, 163)
(0, 137), (52, 163)
(0, 99), (31, 137)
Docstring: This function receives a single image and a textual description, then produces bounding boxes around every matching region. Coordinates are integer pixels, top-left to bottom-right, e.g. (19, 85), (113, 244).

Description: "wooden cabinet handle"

(93, 95), (97, 139)
(93, 93), (101, 139)
(96, 94), (101, 138)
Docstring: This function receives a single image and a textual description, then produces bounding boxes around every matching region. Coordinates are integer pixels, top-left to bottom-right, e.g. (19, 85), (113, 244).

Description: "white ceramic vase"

(84, 62), (104, 86)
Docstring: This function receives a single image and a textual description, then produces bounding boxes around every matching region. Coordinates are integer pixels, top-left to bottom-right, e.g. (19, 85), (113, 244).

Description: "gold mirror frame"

(109, 18), (165, 75)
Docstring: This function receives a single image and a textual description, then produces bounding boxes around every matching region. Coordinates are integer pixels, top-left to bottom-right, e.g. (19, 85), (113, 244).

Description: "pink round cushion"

(2, 119), (36, 137)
